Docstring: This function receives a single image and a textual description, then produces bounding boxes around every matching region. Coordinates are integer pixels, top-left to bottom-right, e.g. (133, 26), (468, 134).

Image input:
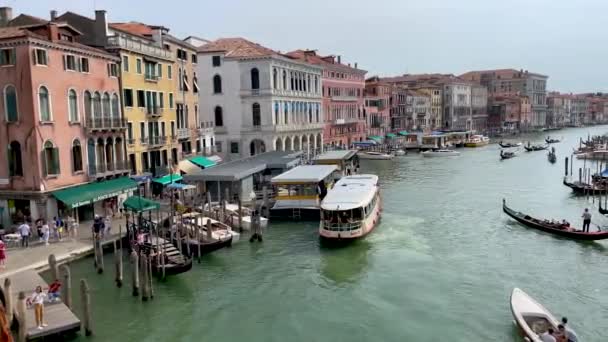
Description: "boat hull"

(152, 258), (193, 276)
(319, 197), (381, 241)
(181, 236), (233, 257)
(510, 288), (559, 342)
(358, 153), (394, 160)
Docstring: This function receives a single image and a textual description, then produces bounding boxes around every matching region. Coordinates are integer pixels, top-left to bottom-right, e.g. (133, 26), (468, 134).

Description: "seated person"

(48, 279), (61, 302)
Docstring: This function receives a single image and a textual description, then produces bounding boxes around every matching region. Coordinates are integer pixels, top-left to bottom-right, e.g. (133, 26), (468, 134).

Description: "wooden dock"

(1, 270), (81, 340)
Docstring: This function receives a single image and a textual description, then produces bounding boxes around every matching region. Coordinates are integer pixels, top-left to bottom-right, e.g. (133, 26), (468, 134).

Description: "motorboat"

(464, 135), (490, 147)
(319, 175), (381, 241)
(421, 149), (460, 157)
(510, 288), (560, 342)
(224, 203), (269, 231)
(357, 151), (394, 160)
(393, 149), (407, 156)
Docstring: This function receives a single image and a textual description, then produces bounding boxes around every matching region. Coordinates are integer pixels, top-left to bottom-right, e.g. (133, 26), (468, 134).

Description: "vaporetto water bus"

(319, 174), (381, 241)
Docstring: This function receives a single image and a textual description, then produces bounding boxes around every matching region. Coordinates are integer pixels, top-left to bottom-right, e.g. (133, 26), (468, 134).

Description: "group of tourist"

(16, 215), (78, 247)
(540, 317), (578, 342)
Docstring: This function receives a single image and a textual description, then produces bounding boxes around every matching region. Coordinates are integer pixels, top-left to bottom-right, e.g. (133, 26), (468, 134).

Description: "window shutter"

(76, 58), (82, 72)
(32, 50), (37, 65)
(62, 55), (67, 70)
(40, 150), (47, 177)
(107, 64), (111, 77)
(10, 49), (16, 64)
(52, 148), (60, 174)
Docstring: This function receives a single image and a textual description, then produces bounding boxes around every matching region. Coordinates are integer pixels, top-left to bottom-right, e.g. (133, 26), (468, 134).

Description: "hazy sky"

(7, 0), (607, 93)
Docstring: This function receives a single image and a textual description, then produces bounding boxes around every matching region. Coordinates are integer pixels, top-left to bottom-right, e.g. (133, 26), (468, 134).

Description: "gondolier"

(582, 208), (591, 232)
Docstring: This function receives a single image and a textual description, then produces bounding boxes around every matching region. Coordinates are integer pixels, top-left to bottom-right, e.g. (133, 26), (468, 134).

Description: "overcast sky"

(7, 0), (607, 93)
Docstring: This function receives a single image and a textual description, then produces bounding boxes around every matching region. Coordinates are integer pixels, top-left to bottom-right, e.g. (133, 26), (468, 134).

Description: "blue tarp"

(353, 140), (377, 147)
(601, 169), (608, 177)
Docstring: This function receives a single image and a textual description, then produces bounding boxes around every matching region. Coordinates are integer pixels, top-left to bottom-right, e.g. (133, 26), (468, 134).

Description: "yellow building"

(107, 23), (179, 175)
(414, 85), (443, 129)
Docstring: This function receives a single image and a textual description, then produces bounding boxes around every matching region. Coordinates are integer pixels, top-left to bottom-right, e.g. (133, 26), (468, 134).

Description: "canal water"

(65, 126), (608, 342)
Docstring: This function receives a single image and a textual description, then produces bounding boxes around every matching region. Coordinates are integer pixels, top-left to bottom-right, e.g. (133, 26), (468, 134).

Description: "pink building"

(364, 77), (391, 140)
(0, 13), (130, 228)
(287, 50), (367, 148)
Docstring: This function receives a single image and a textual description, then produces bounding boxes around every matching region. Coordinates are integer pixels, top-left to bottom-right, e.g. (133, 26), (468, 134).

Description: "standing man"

(18, 221), (30, 248)
(582, 208), (592, 232)
(561, 317), (579, 342)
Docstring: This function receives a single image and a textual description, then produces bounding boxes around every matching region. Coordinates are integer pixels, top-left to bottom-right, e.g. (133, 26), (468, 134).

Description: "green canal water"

(64, 126), (608, 342)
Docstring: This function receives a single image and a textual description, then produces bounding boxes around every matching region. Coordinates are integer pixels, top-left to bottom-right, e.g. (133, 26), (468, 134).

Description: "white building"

(442, 80), (472, 130)
(197, 38), (324, 160)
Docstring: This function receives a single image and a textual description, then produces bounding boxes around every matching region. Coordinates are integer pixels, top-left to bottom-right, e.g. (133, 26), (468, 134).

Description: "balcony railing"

(86, 117), (127, 131)
(177, 128), (191, 140)
(331, 95), (358, 102)
(88, 160), (130, 178)
(198, 127), (214, 136)
(333, 117), (361, 125)
(147, 135), (167, 146)
(145, 74), (159, 82)
(107, 35), (172, 60)
(146, 106), (162, 116)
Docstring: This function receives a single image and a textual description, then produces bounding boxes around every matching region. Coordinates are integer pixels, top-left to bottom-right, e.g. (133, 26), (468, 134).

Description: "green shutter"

(8, 146), (14, 177)
(10, 49), (15, 65)
(41, 150), (47, 177)
(52, 148), (60, 175)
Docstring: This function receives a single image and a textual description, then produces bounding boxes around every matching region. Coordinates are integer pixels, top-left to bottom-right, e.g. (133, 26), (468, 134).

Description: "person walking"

(41, 221), (50, 246)
(582, 208), (592, 233)
(0, 238), (6, 268)
(18, 221), (31, 248)
(30, 286), (48, 329)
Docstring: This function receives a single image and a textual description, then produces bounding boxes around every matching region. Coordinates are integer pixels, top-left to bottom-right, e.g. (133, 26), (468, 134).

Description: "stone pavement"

(0, 217), (127, 278)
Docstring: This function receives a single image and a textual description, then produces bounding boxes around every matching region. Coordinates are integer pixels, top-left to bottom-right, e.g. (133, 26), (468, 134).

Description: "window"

(140, 122), (146, 139)
(214, 106), (223, 126)
(84, 91), (92, 121)
(64, 55), (76, 71)
(213, 75), (222, 94)
(42, 140), (60, 176)
(177, 49), (187, 61)
(157, 64), (162, 78)
(252, 103), (261, 126)
(191, 54), (197, 64)
(4, 85), (18, 122)
(212, 56), (221, 67)
(273, 68), (277, 89)
(72, 140), (83, 172)
(169, 93), (174, 108)
(183, 71), (190, 91)
(127, 122), (133, 141)
(0, 48), (15, 66)
(171, 121), (175, 137)
(122, 56), (129, 72)
(68, 89), (78, 122)
(8, 141), (23, 177)
(111, 94), (120, 118)
(124, 89), (133, 107)
(159, 92), (164, 108)
(136, 58), (142, 74)
(282, 70), (287, 89)
(38, 86), (51, 121)
(215, 141), (222, 153)
(102, 93), (111, 119)
(137, 90), (145, 108)
(167, 65), (172, 79)
(230, 142), (239, 154)
(33, 49), (47, 65)
(251, 68), (260, 90)
(107, 63), (119, 77)
(80, 58), (89, 73)
(193, 73), (199, 93)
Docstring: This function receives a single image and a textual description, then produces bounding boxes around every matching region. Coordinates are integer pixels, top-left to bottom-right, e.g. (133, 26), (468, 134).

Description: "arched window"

(72, 139), (83, 172)
(38, 86), (51, 121)
(93, 92), (101, 120)
(284, 102), (289, 124)
(274, 102), (280, 125)
(102, 93), (111, 120)
(68, 89), (78, 122)
(308, 105), (312, 123)
(178, 68), (183, 91)
(306, 75), (310, 92)
(111, 94), (120, 119)
(4, 85), (18, 122)
(316, 104), (320, 122)
(314, 76), (319, 94)
(272, 68), (277, 89)
(214, 106), (223, 126)
(43, 140), (60, 176)
(290, 72), (294, 90)
(213, 75), (222, 94)
(251, 68), (260, 90)
(8, 141), (23, 176)
(252, 103), (261, 126)
(84, 91), (92, 122)
(282, 70), (287, 89)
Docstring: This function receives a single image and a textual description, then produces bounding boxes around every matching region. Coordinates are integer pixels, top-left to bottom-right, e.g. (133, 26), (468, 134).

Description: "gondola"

(141, 238), (194, 276)
(547, 147), (556, 163)
(500, 150), (516, 160)
(502, 199), (608, 240)
(562, 177), (605, 195)
(545, 137), (560, 144)
(599, 202), (608, 215)
(498, 141), (521, 148)
(524, 145), (548, 152)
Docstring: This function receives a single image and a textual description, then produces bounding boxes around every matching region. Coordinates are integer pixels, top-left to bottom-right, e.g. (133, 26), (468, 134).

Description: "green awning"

(398, 131), (409, 136)
(152, 173), (183, 185)
(368, 136), (383, 142)
(53, 177), (137, 209)
(386, 133), (397, 138)
(123, 196), (160, 213)
(189, 156), (216, 169)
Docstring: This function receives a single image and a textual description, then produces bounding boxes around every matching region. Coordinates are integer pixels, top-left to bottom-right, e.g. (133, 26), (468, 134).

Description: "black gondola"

(500, 150), (516, 160)
(562, 177), (605, 195)
(599, 203), (608, 215)
(547, 147), (556, 163)
(499, 141), (521, 148)
(524, 145), (548, 152)
(141, 238), (194, 277)
(545, 137), (560, 144)
(502, 199), (608, 240)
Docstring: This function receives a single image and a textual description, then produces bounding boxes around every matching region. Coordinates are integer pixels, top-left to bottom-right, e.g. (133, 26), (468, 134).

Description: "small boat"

(545, 137), (560, 144)
(562, 177), (606, 195)
(421, 149), (460, 157)
(502, 199), (608, 240)
(547, 147), (556, 164)
(524, 144), (548, 152)
(393, 149), (406, 156)
(176, 214), (235, 256)
(500, 150), (516, 160)
(510, 288), (560, 342)
(498, 141), (522, 148)
(225, 203), (269, 231)
(143, 237), (194, 276)
(464, 135), (490, 147)
(575, 150), (608, 160)
(357, 151), (394, 160)
(599, 202), (608, 215)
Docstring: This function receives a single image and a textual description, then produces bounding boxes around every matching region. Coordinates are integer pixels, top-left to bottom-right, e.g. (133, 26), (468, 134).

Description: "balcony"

(88, 160), (130, 179)
(144, 73), (159, 82)
(127, 138), (136, 145)
(86, 117), (128, 131)
(333, 117), (361, 125)
(331, 95), (358, 102)
(146, 106), (162, 117)
(198, 127), (214, 136)
(147, 135), (167, 147)
(269, 122), (324, 133)
(107, 35), (172, 61)
(177, 128), (191, 140)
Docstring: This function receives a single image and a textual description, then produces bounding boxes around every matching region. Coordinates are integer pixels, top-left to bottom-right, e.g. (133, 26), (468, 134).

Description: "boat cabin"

(422, 134), (448, 149)
(270, 165), (338, 220)
(313, 150), (359, 177)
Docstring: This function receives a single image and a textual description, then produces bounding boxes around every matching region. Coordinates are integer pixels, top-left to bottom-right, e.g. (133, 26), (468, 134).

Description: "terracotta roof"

(0, 27), (29, 39)
(109, 22), (154, 38)
(286, 49), (366, 73)
(7, 13), (48, 27)
(197, 37), (278, 58)
(460, 68), (547, 79)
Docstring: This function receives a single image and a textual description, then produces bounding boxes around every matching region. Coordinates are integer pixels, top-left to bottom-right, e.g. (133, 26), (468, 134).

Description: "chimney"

(0, 7), (12, 27)
(48, 22), (59, 42)
(94, 10), (108, 47)
(50, 10), (57, 21)
(355, 62), (358, 69)
(337, 55), (341, 64)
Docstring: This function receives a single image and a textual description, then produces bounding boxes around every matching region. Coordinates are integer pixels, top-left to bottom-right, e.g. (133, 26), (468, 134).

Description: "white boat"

(465, 135), (490, 147)
(224, 203), (268, 231)
(510, 288), (559, 342)
(320, 175), (381, 241)
(575, 150), (608, 160)
(421, 150), (460, 157)
(393, 149), (406, 156)
(357, 151), (394, 160)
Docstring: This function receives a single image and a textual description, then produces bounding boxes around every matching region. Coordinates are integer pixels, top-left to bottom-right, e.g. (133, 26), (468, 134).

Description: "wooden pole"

(141, 254), (150, 301)
(130, 250), (139, 296)
(95, 238), (104, 274)
(60, 264), (72, 309)
(17, 291), (26, 342)
(176, 226), (183, 255)
(237, 197), (243, 232)
(579, 168), (582, 183)
(206, 218), (212, 240)
(185, 214), (191, 257)
(196, 220), (202, 262)
(48, 254), (59, 281)
(114, 240), (123, 287)
(148, 252), (154, 299)
(206, 191), (212, 218)
(565, 157), (569, 176)
(80, 279), (93, 336)
(262, 186), (269, 218)
(3, 278), (11, 325)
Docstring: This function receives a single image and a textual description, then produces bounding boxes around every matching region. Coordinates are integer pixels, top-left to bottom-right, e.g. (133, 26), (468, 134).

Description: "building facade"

(442, 81), (472, 131)
(287, 50), (367, 148)
(470, 85), (488, 132)
(410, 90), (432, 131)
(197, 38), (324, 160)
(364, 77), (391, 138)
(414, 85), (442, 129)
(0, 18), (126, 227)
